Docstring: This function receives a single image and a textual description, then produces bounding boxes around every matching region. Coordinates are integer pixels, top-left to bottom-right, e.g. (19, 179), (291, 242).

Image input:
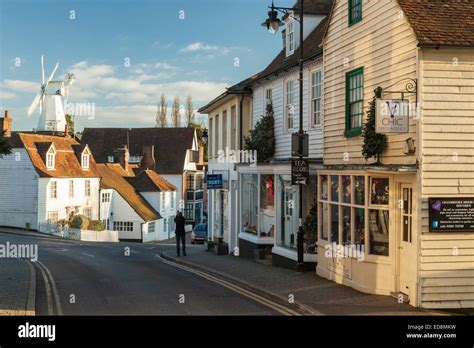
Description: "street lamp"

(261, 2), (285, 34)
(262, 0), (306, 272)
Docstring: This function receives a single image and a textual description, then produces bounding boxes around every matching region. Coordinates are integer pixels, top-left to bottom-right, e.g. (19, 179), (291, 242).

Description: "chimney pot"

(64, 124), (69, 137)
(5, 110), (9, 118)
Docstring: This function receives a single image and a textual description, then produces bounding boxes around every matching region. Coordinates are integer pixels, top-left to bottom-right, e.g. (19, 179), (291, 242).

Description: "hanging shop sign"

(206, 174), (223, 189)
(429, 198), (474, 232)
(375, 99), (409, 133)
(291, 159), (309, 185)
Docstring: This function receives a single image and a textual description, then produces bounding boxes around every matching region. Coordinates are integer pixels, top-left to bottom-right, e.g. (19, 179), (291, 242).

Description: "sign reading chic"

(375, 99), (409, 133)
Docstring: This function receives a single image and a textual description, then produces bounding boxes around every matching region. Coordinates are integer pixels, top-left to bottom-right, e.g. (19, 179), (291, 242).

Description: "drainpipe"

(239, 94), (244, 151)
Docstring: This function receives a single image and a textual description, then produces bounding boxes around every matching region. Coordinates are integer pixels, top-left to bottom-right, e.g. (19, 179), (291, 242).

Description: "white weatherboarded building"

(0, 120), (100, 230)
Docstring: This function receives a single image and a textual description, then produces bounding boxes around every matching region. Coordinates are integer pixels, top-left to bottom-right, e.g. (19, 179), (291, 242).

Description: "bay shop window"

(318, 174), (390, 257)
(241, 174), (275, 238)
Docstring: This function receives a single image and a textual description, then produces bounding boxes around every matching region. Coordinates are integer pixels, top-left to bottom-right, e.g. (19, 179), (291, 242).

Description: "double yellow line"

(159, 255), (302, 316)
(35, 260), (63, 315)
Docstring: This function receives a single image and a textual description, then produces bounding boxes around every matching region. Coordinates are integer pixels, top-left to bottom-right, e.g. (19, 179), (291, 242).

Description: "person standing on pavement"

(174, 210), (187, 256)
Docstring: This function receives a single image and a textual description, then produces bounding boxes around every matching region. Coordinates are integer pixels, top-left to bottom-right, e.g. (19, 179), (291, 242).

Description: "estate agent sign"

(375, 99), (409, 133)
(429, 198), (474, 232)
(291, 159), (309, 186)
(206, 174), (223, 189)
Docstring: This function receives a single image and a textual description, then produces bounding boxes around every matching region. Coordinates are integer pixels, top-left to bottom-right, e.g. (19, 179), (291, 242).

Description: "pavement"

(160, 245), (451, 316)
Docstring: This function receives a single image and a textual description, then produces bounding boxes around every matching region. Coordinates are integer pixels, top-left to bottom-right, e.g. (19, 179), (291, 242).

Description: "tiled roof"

(292, 0), (333, 15)
(12, 132), (100, 178)
(398, 0), (474, 47)
(96, 164), (161, 222)
(81, 127), (195, 174)
(127, 169), (177, 192)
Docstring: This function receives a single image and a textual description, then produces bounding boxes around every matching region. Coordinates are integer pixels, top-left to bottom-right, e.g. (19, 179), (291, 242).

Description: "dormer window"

(46, 146), (56, 170)
(286, 20), (294, 55)
(81, 147), (91, 169)
(107, 156), (114, 163)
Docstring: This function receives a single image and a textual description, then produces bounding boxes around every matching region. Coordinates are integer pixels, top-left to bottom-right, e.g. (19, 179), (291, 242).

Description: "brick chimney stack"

(141, 145), (156, 170)
(0, 110), (12, 138)
(113, 145), (130, 172)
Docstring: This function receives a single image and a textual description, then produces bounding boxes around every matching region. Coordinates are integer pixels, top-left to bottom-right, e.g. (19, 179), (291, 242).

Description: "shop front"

(316, 168), (419, 301)
(238, 163), (319, 269)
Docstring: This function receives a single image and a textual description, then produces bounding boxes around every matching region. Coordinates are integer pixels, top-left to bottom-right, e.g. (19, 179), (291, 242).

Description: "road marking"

(80, 252), (95, 258)
(35, 262), (54, 315)
(36, 261), (63, 315)
(158, 255), (302, 316)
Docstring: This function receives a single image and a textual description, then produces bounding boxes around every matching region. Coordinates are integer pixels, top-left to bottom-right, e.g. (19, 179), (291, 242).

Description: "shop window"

(330, 204), (339, 244)
(320, 175), (328, 200)
(242, 174), (258, 235)
(370, 177), (389, 205)
(369, 209), (389, 256)
(260, 175), (275, 237)
(330, 175), (339, 202)
(342, 175), (351, 204)
(342, 206), (351, 245)
(354, 176), (365, 205)
(354, 207), (365, 245)
(276, 175), (298, 249)
(320, 203), (329, 240)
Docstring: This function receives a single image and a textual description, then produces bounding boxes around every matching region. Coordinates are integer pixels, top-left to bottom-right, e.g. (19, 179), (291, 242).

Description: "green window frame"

(348, 0), (362, 26)
(345, 67), (364, 137)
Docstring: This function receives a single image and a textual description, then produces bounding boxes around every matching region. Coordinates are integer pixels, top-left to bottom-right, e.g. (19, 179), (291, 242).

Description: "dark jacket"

(174, 214), (186, 235)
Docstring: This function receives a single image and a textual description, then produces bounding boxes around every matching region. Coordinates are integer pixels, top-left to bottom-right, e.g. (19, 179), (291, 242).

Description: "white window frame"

(83, 207), (93, 219)
(287, 20), (295, 55)
(170, 192), (175, 210)
(285, 79), (295, 131)
(85, 180), (91, 197)
(46, 146), (56, 170)
(265, 88), (273, 106)
(161, 192), (167, 211)
(148, 221), (156, 234)
(310, 69), (323, 128)
(101, 192), (111, 203)
(113, 221), (133, 232)
(68, 180), (74, 199)
(81, 148), (90, 169)
(50, 181), (57, 199)
(47, 211), (59, 223)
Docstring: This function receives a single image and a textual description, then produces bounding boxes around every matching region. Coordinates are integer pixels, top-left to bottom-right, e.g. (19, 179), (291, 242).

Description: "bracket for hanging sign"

(381, 78), (418, 105)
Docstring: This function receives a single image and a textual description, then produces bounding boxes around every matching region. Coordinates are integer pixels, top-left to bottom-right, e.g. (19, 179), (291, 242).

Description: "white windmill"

(27, 55), (76, 132)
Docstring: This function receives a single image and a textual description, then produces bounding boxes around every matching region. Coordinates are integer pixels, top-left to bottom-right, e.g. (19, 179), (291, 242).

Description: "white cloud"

(0, 91), (16, 100)
(180, 42), (222, 53)
(3, 80), (39, 92)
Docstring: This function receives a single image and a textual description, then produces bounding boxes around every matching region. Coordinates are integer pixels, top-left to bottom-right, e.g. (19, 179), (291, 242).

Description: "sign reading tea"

(429, 198), (474, 232)
(375, 99), (409, 133)
(291, 159), (309, 185)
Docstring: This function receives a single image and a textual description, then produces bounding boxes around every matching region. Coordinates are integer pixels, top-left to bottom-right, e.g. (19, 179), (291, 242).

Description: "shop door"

(284, 187), (297, 247)
(398, 184), (413, 295)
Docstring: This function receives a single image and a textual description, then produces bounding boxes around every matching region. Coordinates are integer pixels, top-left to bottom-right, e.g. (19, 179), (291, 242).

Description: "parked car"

(191, 223), (207, 244)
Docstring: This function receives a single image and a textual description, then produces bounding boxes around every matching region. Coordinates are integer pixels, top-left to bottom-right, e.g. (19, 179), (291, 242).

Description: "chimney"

(198, 144), (204, 164)
(141, 145), (156, 170)
(0, 110), (12, 138)
(113, 145), (130, 172)
(64, 124), (69, 137)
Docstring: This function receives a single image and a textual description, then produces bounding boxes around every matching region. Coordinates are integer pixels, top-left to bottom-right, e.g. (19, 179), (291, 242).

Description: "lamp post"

(262, 1), (306, 272)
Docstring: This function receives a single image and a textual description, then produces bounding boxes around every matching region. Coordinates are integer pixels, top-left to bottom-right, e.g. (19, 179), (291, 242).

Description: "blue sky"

(0, 0), (294, 131)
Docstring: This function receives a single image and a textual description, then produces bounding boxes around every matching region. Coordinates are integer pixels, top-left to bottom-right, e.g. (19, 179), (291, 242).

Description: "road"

(0, 232), (279, 315)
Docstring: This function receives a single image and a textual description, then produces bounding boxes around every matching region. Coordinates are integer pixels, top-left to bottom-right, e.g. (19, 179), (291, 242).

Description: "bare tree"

(171, 96), (181, 127)
(185, 94), (194, 127)
(156, 93), (168, 127)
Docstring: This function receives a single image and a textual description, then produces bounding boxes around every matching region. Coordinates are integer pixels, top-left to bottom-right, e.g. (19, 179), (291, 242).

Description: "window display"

(242, 174), (258, 234)
(330, 175), (339, 202)
(342, 175), (351, 204)
(369, 209), (389, 256)
(259, 175), (275, 237)
(320, 175), (328, 200)
(342, 205), (351, 245)
(276, 175), (298, 249)
(331, 204), (339, 244)
(370, 177), (389, 205)
(354, 176), (365, 205)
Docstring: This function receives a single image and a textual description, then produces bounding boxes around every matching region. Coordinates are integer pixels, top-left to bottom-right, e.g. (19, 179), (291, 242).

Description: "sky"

(0, 0), (294, 131)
